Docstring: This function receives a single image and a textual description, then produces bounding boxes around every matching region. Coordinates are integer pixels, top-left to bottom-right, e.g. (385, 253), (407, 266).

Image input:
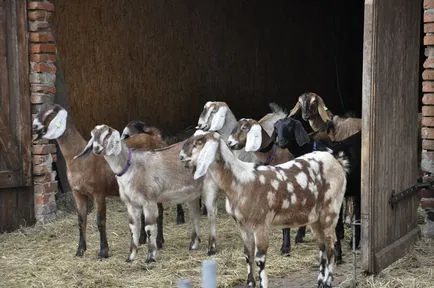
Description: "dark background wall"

(52, 0), (364, 137)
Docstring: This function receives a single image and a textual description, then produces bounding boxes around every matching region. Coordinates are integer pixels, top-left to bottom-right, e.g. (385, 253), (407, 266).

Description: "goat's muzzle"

(196, 123), (209, 130)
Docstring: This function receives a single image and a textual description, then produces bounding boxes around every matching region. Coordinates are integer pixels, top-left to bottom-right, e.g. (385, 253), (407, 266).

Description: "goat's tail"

(269, 102), (286, 114)
(334, 151), (350, 174)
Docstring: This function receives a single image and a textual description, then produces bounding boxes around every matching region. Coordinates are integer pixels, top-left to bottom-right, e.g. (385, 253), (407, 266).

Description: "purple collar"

(116, 149), (132, 177)
(264, 143), (277, 165)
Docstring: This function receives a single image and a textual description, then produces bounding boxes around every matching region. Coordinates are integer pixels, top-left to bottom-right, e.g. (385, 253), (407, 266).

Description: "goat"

(32, 104), (161, 258)
(289, 92), (361, 141)
(74, 125), (219, 263)
(180, 131), (348, 288)
(121, 120), (186, 225)
(227, 118), (305, 256)
(196, 101), (286, 140)
(269, 117), (361, 264)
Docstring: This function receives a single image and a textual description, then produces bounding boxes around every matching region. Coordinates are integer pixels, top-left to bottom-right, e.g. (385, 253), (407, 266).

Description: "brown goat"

(289, 92), (361, 141)
(32, 104), (165, 258)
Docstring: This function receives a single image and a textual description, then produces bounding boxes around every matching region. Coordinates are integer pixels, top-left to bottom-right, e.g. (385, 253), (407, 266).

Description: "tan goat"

(180, 131), (348, 288)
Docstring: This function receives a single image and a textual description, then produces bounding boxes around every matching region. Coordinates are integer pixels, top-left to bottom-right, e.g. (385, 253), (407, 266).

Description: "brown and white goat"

(74, 125), (218, 263)
(32, 104), (165, 258)
(289, 92), (361, 141)
(180, 132), (348, 288)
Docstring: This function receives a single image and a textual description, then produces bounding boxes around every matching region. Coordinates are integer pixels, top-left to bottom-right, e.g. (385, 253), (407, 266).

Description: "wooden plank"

(0, 187), (35, 232)
(374, 227), (420, 272)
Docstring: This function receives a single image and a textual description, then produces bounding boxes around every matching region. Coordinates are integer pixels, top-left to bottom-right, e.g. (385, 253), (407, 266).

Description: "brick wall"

(28, 1), (58, 223)
(421, 0), (434, 238)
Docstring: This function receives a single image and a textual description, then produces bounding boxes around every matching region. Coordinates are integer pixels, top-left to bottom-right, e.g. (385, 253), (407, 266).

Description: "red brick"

(34, 182), (58, 194)
(425, 23), (434, 33)
(27, 1), (55, 12)
(33, 154), (52, 165)
(425, 0), (434, 9)
(31, 93), (55, 104)
(31, 62), (56, 73)
(33, 164), (52, 176)
(420, 198), (434, 209)
(28, 20), (50, 32)
(34, 192), (56, 206)
(30, 84), (56, 94)
(423, 81), (434, 92)
(34, 173), (56, 184)
(425, 35), (434, 45)
(423, 70), (434, 80)
(422, 117), (434, 127)
(29, 32), (54, 43)
(423, 139), (434, 150)
(418, 188), (434, 198)
(30, 44), (56, 54)
(422, 127), (434, 139)
(32, 144), (56, 155)
(424, 58), (434, 69)
(30, 54), (56, 63)
(425, 10), (434, 23)
(28, 10), (52, 21)
(423, 106), (434, 116)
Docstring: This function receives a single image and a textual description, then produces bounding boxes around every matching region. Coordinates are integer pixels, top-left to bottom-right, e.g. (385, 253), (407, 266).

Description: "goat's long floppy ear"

(209, 106), (227, 131)
(294, 121), (310, 147)
(317, 96), (331, 123)
(288, 102), (301, 117)
(193, 140), (218, 180)
(105, 130), (122, 156)
(74, 136), (94, 160)
(245, 124), (262, 152)
(43, 109), (68, 139)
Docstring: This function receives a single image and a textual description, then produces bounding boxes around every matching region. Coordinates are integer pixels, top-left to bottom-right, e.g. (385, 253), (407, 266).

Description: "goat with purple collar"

(74, 124), (219, 263)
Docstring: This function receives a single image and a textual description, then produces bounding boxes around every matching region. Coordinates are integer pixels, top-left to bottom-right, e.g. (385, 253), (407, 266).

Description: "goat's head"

(272, 118), (310, 148)
(289, 92), (330, 122)
(32, 104), (68, 141)
(74, 125), (122, 159)
(180, 131), (220, 180)
(227, 118), (264, 152)
(196, 101), (228, 131)
(121, 120), (163, 140)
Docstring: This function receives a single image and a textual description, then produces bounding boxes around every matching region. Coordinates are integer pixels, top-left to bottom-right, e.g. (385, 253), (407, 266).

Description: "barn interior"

(51, 0), (365, 138)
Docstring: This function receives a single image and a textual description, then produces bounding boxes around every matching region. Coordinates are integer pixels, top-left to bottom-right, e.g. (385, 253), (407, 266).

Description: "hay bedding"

(0, 198), (432, 288)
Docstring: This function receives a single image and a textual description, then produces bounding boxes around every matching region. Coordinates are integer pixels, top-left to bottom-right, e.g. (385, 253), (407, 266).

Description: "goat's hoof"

(75, 247), (86, 257)
(207, 248), (217, 256)
(98, 249), (109, 259)
(280, 247), (291, 257)
(295, 236), (304, 244)
(125, 257), (133, 263)
(245, 280), (255, 287)
(145, 257), (156, 264)
(176, 215), (185, 225)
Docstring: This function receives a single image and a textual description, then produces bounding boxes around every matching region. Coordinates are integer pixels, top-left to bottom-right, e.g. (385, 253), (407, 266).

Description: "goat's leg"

(156, 202), (164, 249)
(139, 213), (147, 245)
(254, 227), (270, 288)
(94, 195), (109, 259)
(187, 199), (201, 250)
(125, 203), (142, 262)
(334, 206), (344, 265)
(203, 182), (218, 255)
(280, 228), (291, 256)
(295, 226), (307, 244)
(239, 226), (256, 287)
(176, 204), (185, 224)
(72, 190), (88, 257)
(312, 223), (335, 288)
(143, 202), (159, 263)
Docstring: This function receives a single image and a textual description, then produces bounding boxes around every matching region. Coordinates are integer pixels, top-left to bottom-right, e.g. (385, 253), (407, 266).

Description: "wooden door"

(361, 0), (422, 273)
(0, 0), (33, 231)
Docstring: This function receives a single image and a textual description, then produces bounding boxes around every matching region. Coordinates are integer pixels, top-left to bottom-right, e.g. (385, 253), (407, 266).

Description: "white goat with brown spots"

(74, 125), (219, 263)
(180, 132), (348, 288)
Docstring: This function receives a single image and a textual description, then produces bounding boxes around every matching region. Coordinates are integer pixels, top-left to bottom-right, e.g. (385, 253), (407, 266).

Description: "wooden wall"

(52, 0), (364, 137)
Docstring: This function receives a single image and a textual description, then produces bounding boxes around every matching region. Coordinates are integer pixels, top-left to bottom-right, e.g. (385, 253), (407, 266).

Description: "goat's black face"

(121, 120), (148, 139)
(273, 119), (293, 148)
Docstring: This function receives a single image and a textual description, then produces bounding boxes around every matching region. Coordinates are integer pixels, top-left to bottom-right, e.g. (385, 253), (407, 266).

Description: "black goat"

(264, 117), (361, 264)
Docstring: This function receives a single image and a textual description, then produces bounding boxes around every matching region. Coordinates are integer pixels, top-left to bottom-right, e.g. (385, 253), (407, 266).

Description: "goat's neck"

(255, 130), (273, 159)
(56, 119), (87, 162)
(208, 140), (254, 200)
(218, 110), (238, 140)
(103, 142), (131, 176)
(309, 114), (326, 132)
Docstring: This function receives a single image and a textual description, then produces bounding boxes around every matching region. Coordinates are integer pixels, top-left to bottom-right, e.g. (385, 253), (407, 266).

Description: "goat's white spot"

(225, 198), (232, 215)
(308, 168), (315, 180)
(295, 162), (302, 169)
(96, 125), (104, 129)
(290, 193), (297, 204)
(310, 161), (320, 173)
(267, 191), (276, 207)
(295, 173), (308, 189)
(278, 170), (288, 181)
(308, 182), (318, 197)
(325, 216), (331, 224)
(271, 180), (279, 190)
(275, 171), (283, 181)
(287, 182), (294, 192)
(282, 199), (290, 209)
(302, 198), (307, 206)
(259, 175), (266, 184)
(234, 209), (243, 221)
(257, 166), (269, 171)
